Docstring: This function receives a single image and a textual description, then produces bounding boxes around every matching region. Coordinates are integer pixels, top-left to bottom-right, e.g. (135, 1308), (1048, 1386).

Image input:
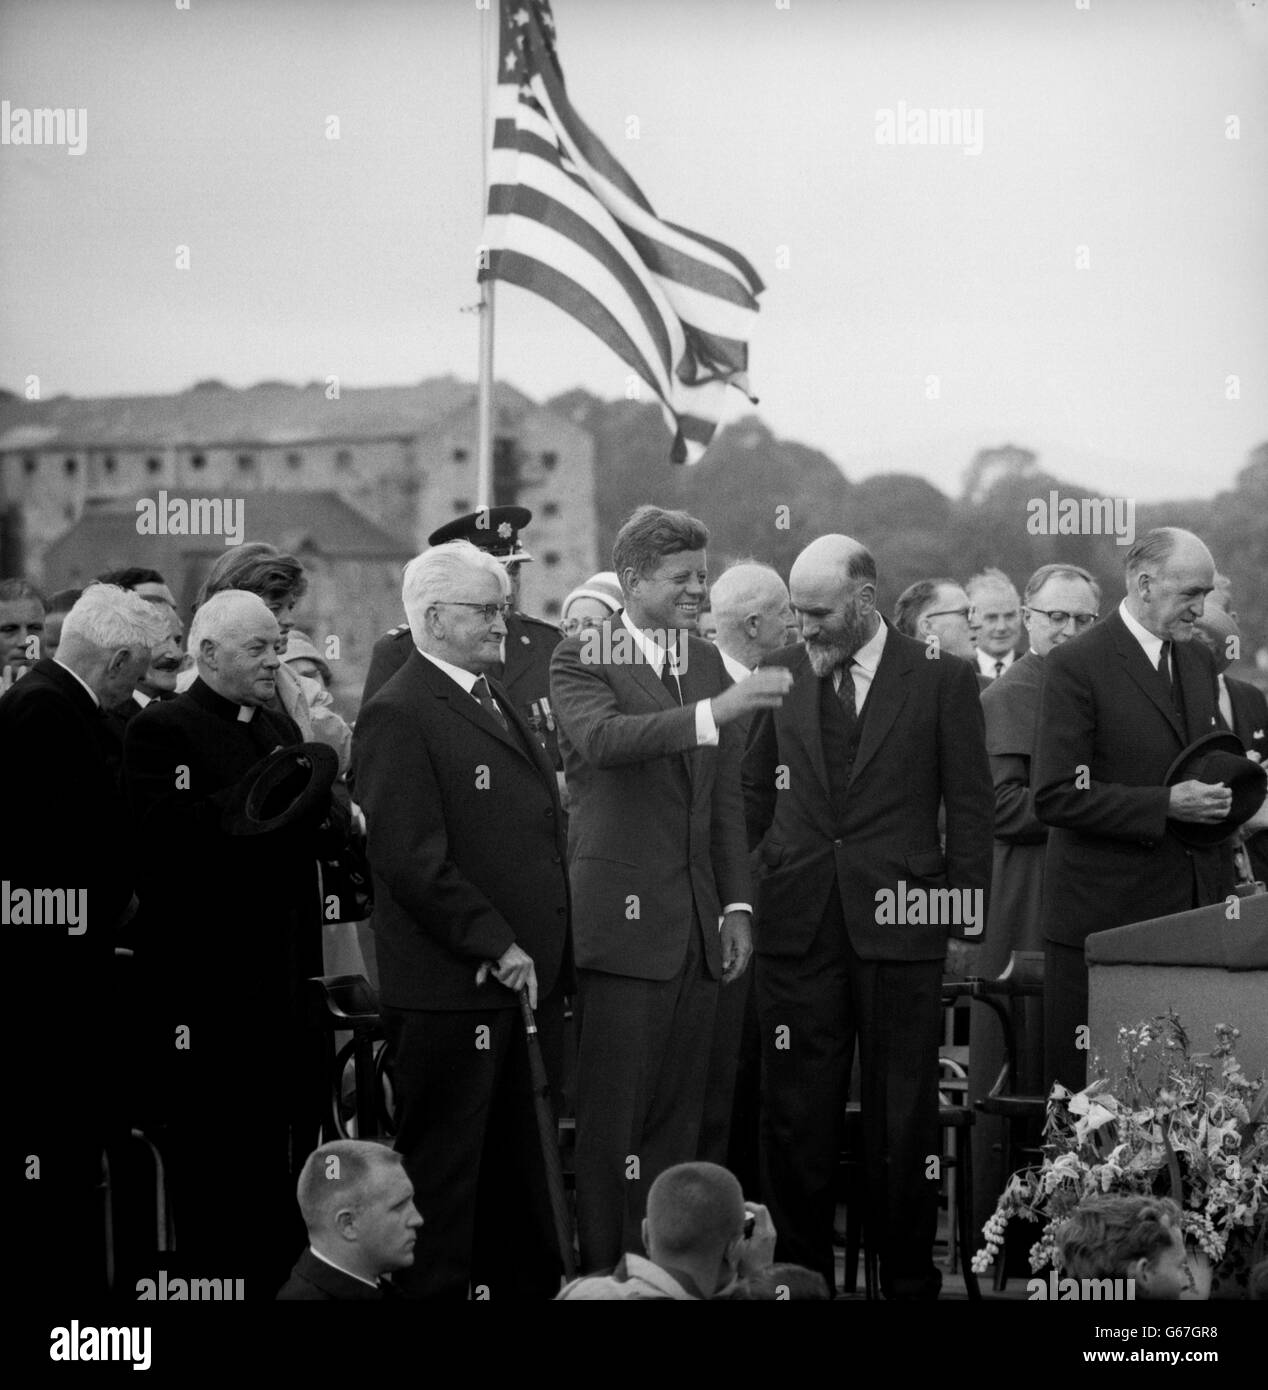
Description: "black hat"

(1163, 730), (1267, 848)
(428, 506), (533, 564)
(221, 742), (338, 837)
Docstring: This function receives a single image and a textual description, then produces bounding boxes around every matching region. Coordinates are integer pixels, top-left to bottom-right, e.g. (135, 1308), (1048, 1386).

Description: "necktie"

(660, 652), (683, 706)
(994, 659), (1004, 679)
(837, 663), (857, 731)
(473, 675), (508, 731)
(1156, 641), (1172, 693)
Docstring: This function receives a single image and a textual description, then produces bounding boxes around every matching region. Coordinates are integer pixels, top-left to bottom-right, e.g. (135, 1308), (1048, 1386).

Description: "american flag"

(479, 0), (765, 465)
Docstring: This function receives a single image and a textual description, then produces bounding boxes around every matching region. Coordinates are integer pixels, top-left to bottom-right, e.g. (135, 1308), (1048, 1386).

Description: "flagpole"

(476, 280), (495, 509)
(475, 1), (498, 510)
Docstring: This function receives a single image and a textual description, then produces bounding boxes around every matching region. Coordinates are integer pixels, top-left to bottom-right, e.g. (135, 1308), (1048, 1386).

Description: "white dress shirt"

(1118, 599), (1169, 677)
(308, 1245), (381, 1290)
(418, 647), (506, 720)
(618, 612), (750, 920)
(976, 647), (1016, 679)
(832, 617), (888, 709)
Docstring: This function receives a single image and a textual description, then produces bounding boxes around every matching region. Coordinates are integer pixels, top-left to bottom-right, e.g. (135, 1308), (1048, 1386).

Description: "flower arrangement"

(972, 1013), (1268, 1284)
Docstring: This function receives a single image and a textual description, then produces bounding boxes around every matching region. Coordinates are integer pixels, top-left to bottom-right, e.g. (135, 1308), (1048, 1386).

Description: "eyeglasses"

(1025, 607), (1098, 629)
(924, 607), (973, 621)
(560, 615), (606, 637)
(437, 601), (510, 622)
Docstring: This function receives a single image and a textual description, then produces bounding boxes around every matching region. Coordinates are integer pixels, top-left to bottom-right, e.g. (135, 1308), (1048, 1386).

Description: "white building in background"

(0, 375), (598, 619)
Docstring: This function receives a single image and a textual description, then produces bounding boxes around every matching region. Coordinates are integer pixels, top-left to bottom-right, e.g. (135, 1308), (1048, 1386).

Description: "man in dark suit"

(1, 584), (168, 1296)
(743, 535), (993, 1299)
(277, 1141), (421, 1299)
(550, 507), (790, 1272)
(699, 562), (798, 1191)
(353, 540), (571, 1300)
(123, 589), (333, 1296)
(971, 562), (1101, 1230)
(1195, 600), (1268, 884)
(1034, 527), (1234, 1095)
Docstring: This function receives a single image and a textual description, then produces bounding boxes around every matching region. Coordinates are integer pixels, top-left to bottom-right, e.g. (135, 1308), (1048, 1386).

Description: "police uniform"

(358, 507), (564, 770)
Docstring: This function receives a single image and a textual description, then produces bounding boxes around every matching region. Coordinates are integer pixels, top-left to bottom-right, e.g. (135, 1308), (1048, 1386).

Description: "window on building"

(146, 457), (162, 474)
(452, 447), (469, 463)
(335, 449), (353, 470)
(453, 498), (471, 513)
(543, 501), (560, 518)
(191, 453), (206, 470)
(286, 452), (303, 470)
(540, 451), (558, 471)
(23, 457), (37, 475)
(544, 598), (561, 617)
(64, 457), (77, 475)
(104, 456), (117, 474)
(543, 550), (561, 567)
(237, 453), (255, 472)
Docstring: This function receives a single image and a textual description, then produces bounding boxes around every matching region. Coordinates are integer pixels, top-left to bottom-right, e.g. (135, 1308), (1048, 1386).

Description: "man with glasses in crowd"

(972, 563), (1100, 1224)
(892, 578), (981, 670)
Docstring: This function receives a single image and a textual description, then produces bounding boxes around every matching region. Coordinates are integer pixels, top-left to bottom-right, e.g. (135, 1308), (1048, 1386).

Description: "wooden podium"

(1086, 894), (1268, 1084)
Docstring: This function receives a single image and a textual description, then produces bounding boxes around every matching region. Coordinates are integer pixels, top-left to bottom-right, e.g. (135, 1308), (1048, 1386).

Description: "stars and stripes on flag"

(479, 0), (764, 464)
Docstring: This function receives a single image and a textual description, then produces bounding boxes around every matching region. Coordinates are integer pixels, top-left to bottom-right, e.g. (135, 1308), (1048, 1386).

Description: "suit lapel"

(847, 629), (912, 788)
(1175, 640), (1217, 742)
(1108, 611), (1186, 746)
(412, 652), (538, 768)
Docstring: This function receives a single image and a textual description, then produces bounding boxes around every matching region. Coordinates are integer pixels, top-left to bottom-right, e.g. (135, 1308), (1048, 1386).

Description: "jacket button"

(834, 838), (843, 847)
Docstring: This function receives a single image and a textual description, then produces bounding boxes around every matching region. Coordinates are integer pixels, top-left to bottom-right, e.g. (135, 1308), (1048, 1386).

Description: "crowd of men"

(2, 505), (1266, 1303)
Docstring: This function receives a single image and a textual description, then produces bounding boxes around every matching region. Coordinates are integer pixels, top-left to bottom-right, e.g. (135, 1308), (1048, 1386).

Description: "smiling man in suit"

(743, 534), (993, 1299)
(353, 540), (571, 1300)
(550, 507), (792, 1273)
(1034, 527), (1234, 1094)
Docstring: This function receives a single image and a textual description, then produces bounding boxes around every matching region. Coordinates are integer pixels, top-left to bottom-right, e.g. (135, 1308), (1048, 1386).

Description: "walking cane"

(518, 988), (576, 1280)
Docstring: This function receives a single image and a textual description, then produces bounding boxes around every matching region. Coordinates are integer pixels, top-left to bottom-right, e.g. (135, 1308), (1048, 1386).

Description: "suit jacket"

(1, 659), (135, 1121)
(1226, 674), (1268, 882)
(352, 650), (570, 1011)
(979, 649), (1048, 972)
(360, 612), (564, 769)
(550, 617), (750, 982)
(742, 627), (994, 961)
(1033, 609), (1230, 948)
(275, 1248), (396, 1300)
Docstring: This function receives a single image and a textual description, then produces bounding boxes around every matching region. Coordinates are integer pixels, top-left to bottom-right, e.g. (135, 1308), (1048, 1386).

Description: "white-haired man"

(352, 540), (572, 1300)
(1, 584), (168, 1296)
(122, 588), (335, 1297)
(278, 1141), (422, 1299)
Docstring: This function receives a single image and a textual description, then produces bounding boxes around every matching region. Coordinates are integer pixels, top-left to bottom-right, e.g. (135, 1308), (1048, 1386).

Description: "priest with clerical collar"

(121, 589), (333, 1299)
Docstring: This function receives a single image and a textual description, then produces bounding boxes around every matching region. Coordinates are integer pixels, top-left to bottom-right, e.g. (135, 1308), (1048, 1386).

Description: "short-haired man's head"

(295, 1140), (420, 1277)
(0, 577), (48, 669)
(965, 568), (1022, 658)
(709, 561), (794, 661)
(611, 506), (710, 593)
(644, 1162), (745, 1264)
(1022, 563), (1101, 656)
(188, 590), (282, 706)
(892, 579), (946, 639)
(1057, 1195), (1190, 1298)
(1123, 527), (1216, 644)
(788, 536), (878, 677)
(96, 567), (175, 609)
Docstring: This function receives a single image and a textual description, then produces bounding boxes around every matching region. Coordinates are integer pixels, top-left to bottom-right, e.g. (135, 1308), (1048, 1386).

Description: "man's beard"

(805, 607), (872, 677)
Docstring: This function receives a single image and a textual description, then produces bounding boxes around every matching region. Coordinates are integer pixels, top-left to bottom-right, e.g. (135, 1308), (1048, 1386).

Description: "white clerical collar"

(53, 657), (100, 707)
(620, 609), (687, 676)
(1118, 599), (1166, 667)
(418, 646), (480, 695)
(308, 1245), (380, 1290)
(718, 647), (751, 684)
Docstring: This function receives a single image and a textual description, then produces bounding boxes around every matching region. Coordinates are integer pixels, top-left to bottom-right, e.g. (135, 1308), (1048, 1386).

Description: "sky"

(1, 0), (1265, 502)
